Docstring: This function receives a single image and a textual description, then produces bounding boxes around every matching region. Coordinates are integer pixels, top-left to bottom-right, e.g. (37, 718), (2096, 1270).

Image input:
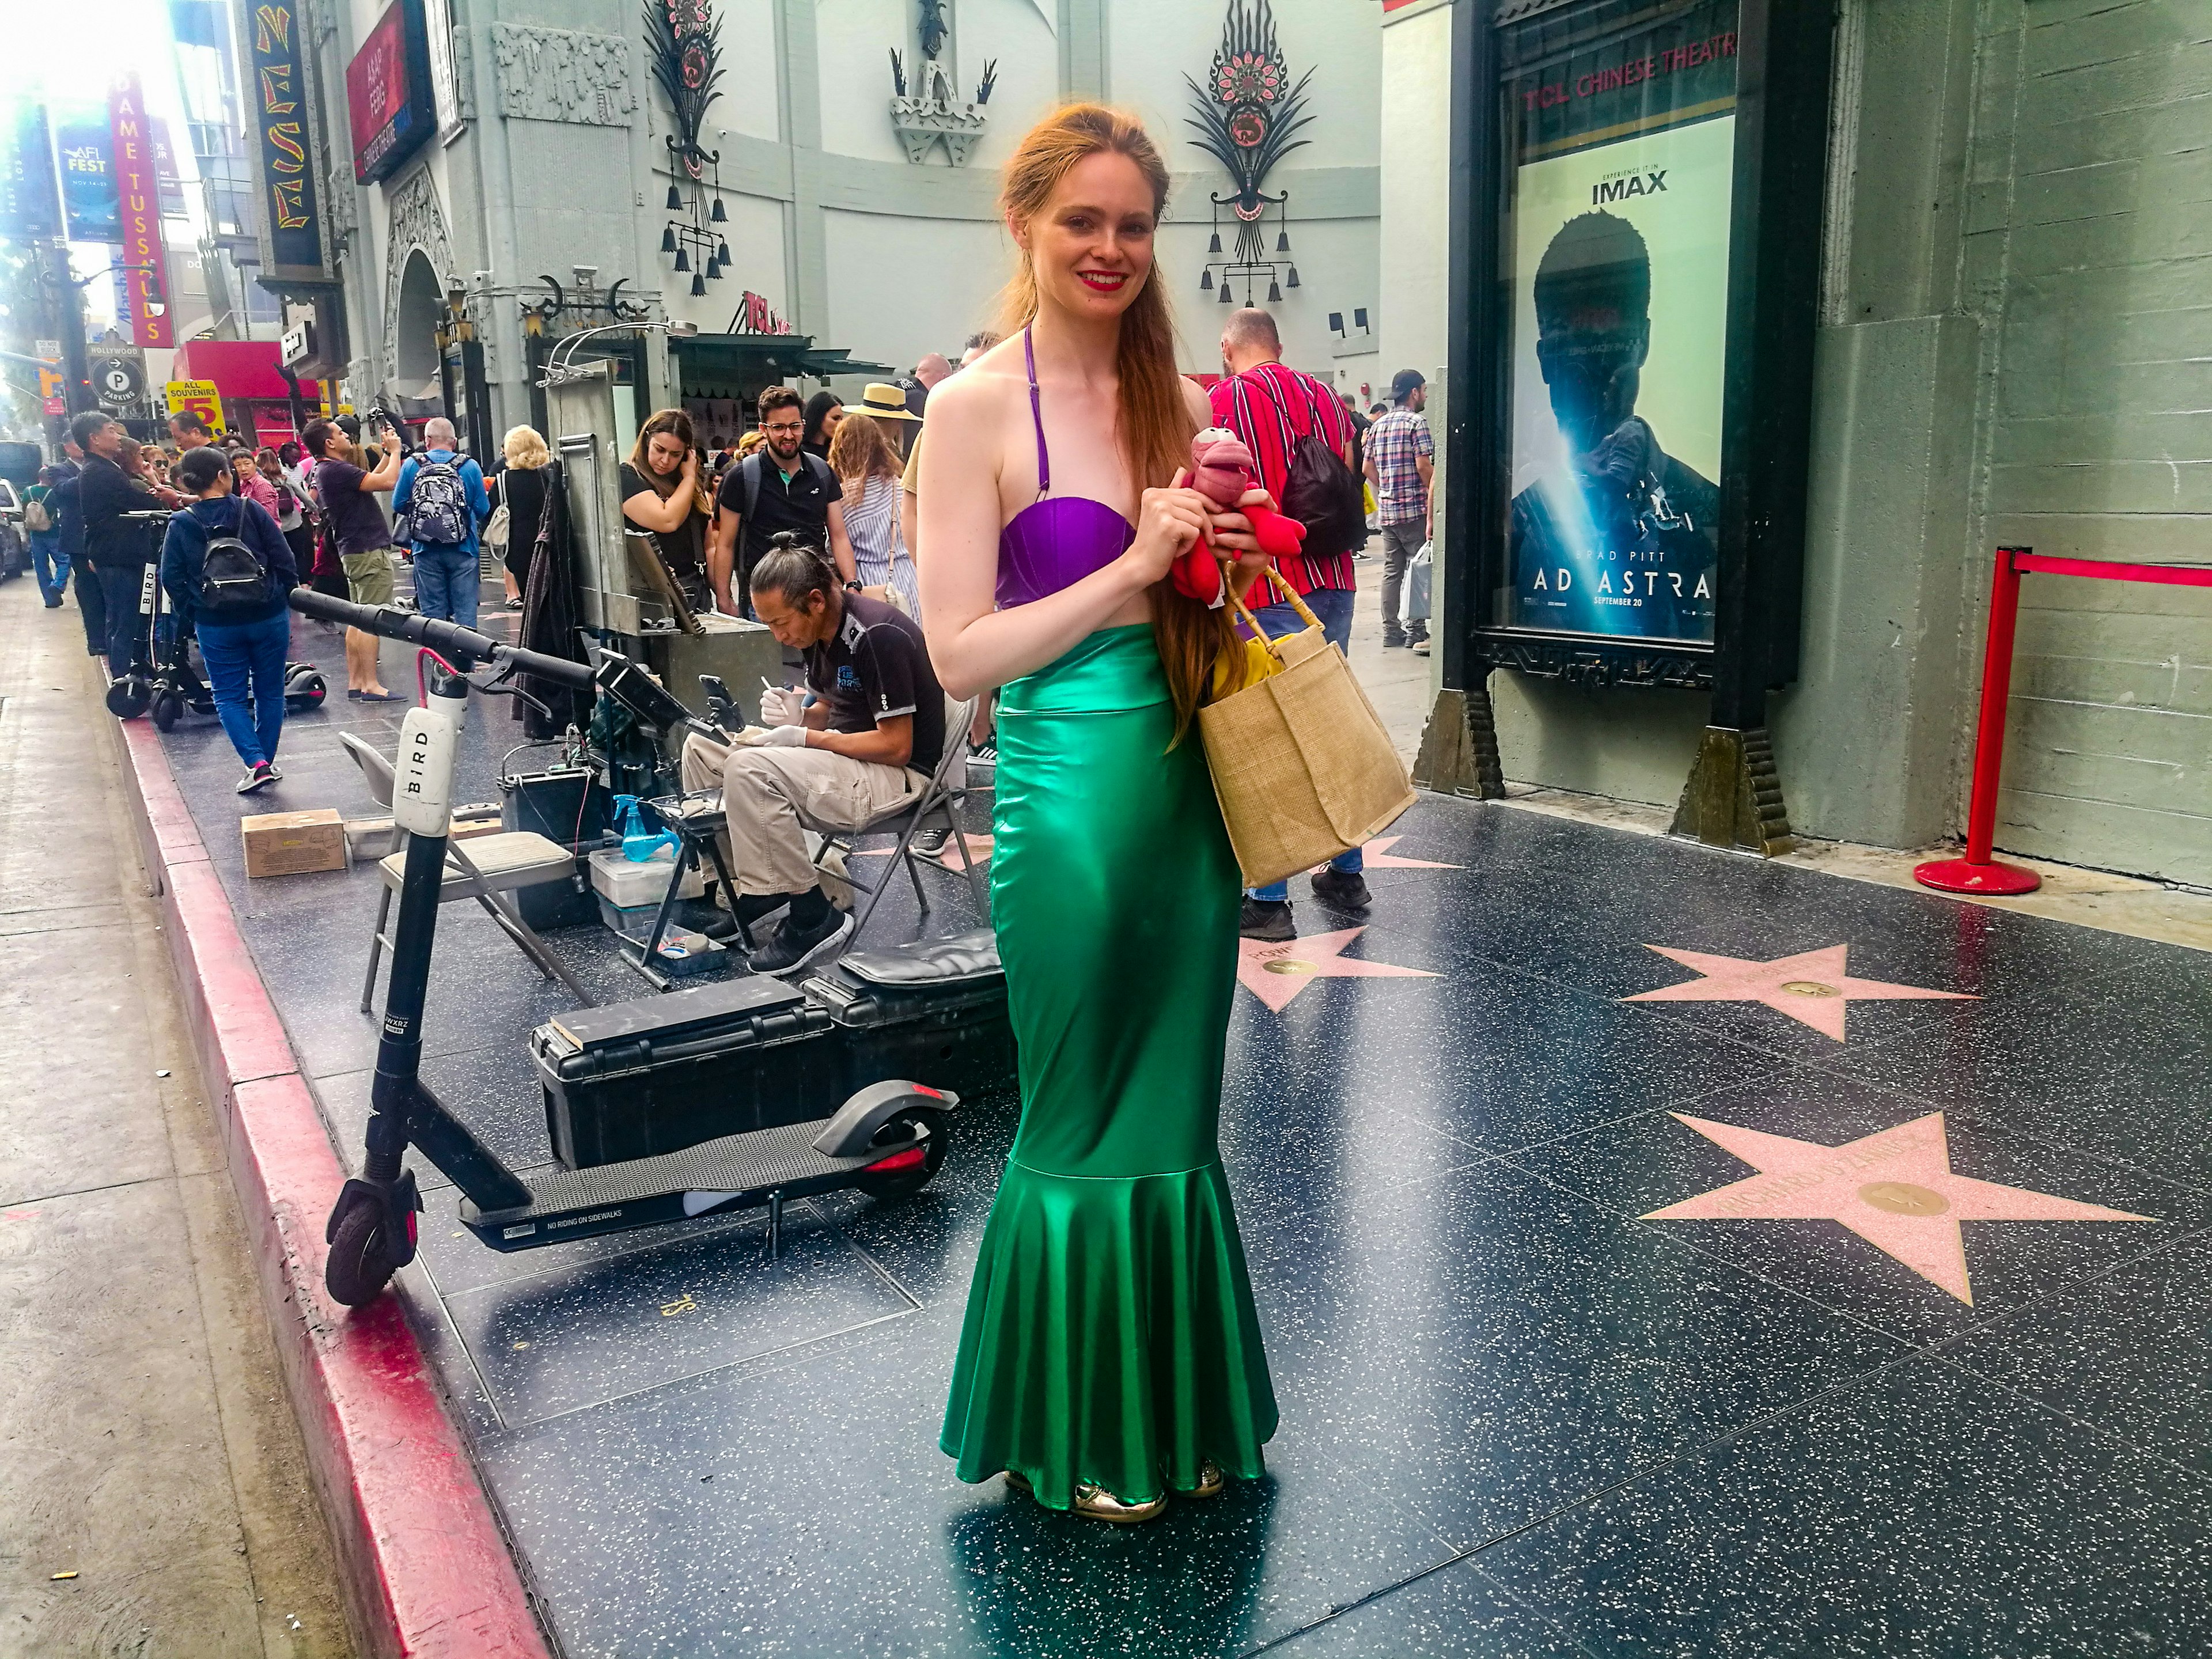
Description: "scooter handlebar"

(287, 586), (595, 690)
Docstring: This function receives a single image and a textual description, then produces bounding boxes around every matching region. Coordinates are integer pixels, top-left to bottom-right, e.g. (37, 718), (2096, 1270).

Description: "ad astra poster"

(1503, 0), (1739, 645)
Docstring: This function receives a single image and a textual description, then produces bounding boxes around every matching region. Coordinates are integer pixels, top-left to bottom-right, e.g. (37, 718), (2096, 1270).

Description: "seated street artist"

(679, 534), (947, 976)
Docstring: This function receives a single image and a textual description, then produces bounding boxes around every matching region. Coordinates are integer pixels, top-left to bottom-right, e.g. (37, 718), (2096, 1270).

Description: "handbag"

(1198, 566), (1417, 888)
(1252, 372), (1368, 560)
(483, 473), (510, 554)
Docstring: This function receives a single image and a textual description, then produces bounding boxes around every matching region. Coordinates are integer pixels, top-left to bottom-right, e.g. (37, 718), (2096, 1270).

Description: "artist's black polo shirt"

(802, 592), (945, 776)
(715, 450), (834, 574)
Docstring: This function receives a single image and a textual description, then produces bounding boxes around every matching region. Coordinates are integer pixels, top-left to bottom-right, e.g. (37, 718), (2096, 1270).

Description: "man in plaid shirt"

(1365, 368), (1435, 649)
(1210, 308), (1372, 940)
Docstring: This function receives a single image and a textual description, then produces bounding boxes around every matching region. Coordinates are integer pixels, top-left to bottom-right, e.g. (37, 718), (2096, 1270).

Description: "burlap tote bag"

(1198, 567), (1418, 889)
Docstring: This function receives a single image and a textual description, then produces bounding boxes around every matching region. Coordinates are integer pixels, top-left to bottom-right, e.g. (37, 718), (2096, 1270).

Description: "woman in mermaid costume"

(918, 104), (1279, 1525)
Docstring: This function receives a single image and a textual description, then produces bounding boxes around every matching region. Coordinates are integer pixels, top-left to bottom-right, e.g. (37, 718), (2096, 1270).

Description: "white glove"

(758, 685), (807, 726)
(754, 724), (807, 748)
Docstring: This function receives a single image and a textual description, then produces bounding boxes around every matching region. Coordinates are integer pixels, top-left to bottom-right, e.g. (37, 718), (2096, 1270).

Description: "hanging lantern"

(1286, 266), (1301, 289)
(717, 238), (732, 266)
(665, 183), (683, 211)
(1267, 280), (1282, 304)
(660, 225), (677, 253)
(1207, 229), (1222, 255)
(690, 271), (706, 298)
(1276, 229), (1290, 253)
(710, 195), (727, 223)
(1200, 268), (1214, 291)
(706, 254), (722, 280)
(673, 246), (690, 273)
(1217, 280), (1234, 304)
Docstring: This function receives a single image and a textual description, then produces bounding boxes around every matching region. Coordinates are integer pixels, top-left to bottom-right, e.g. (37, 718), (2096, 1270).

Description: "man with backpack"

(392, 416), (491, 626)
(160, 446), (298, 793)
(709, 385), (858, 618)
(1209, 308), (1374, 941)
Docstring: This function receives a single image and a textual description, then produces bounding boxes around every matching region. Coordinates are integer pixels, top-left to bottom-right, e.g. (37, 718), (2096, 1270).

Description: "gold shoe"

(1072, 1482), (1167, 1524)
(1184, 1459), (1226, 1499)
(1002, 1470), (1031, 1493)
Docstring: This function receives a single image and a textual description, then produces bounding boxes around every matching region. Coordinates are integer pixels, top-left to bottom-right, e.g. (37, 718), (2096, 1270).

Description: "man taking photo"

(303, 414), (404, 700)
(709, 386), (857, 618)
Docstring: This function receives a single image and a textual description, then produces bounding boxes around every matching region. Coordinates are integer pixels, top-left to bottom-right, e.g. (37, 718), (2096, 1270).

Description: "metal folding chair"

(802, 693), (983, 945)
(340, 732), (596, 1014)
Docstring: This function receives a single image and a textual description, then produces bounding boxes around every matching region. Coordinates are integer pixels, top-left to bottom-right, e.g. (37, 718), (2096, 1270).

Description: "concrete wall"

(1968, 0), (2212, 884)
(1380, 0), (2211, 881)
(332, 0), (1381, 408)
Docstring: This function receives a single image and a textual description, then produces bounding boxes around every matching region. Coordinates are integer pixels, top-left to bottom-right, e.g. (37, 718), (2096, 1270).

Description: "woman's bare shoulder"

(1178, 374), (1213, 428)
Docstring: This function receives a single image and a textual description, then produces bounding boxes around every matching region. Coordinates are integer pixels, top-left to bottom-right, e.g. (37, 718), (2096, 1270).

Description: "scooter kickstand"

(768, 1190), (784, 1260)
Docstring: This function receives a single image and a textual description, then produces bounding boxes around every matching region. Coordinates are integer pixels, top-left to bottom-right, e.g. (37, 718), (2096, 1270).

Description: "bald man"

(393, 415), (491, 626)
(1211, 308), (1369, 940)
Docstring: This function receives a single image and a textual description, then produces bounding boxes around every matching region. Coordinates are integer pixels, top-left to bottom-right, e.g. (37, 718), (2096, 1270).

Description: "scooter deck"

(457, 1118), (919, 1249)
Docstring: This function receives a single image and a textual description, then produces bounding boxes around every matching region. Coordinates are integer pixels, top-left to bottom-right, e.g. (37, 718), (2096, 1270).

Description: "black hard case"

(533, 932), (1012, 1169)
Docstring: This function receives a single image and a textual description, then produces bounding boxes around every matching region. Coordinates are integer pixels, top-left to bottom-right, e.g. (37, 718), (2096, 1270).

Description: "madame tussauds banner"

(1501, 0), (1738, 645)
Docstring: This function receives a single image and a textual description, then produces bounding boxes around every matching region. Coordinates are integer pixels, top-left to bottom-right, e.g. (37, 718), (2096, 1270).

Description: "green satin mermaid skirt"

(940, 625), (1278, 1509)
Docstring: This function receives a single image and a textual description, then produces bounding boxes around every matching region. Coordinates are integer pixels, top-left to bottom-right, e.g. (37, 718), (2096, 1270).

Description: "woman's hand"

(1206, 486), (1279, 578)
(1122, 468), (1211, 586)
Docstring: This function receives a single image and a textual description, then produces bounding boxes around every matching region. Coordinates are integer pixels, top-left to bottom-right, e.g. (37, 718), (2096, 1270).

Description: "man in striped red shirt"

(1209, 308), (1372, 941)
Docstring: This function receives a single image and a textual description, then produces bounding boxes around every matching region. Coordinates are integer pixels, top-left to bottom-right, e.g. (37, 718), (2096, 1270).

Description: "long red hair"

(997, 103), (1238, 741)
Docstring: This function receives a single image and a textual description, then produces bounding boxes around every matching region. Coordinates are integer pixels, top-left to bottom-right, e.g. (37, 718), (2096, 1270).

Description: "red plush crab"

(1173, 428), (1308, 606)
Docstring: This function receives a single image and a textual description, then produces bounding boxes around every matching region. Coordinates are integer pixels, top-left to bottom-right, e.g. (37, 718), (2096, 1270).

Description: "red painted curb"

(113, 718), (551, 1659)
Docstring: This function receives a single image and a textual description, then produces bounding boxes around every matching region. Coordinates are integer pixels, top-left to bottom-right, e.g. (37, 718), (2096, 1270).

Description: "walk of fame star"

(1622, 944), (1972, 1040)
(1237, 927), (1436, 1012)
(1640, 1110), (2154, 1302)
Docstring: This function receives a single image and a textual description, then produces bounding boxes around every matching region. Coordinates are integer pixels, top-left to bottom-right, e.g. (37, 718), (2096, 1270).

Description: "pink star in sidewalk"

(1622, 944), (1972, 1041)
(851, 833), (994, 865)
(1312, 836), (1462, 873)
(1641, 1111), (2154, 1303)
(1237, 926), (1436, 1013)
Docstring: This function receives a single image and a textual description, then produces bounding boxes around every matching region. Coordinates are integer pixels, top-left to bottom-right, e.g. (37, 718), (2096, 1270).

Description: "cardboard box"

(242, 808), (347, 878)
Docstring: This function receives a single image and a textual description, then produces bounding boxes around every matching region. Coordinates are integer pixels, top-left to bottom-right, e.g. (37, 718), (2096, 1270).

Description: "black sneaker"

(747, 906), (854, 976)
(1381, 629), (1408, 649)
(911, 827), (950, 857)
(1310, 868), (1372, 911)
(236, 762), (276, 795)
(1239, 897), (1295, 942)
(969, 740), (998, 764)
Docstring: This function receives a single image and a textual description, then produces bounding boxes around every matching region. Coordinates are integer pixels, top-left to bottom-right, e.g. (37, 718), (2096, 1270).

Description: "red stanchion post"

(1915, 546), (2042, 895)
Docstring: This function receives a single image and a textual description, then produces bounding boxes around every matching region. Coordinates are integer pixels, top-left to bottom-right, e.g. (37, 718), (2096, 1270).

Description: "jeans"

(73, 558), (107, 657)
(410, 542), (479, 627)
(30, 533), (68, 604)
(197, 611), (290, 768)
(98, 563), (152, 677)
(1379, 520), (1426, 638)
(1243, 584), (1363, 902)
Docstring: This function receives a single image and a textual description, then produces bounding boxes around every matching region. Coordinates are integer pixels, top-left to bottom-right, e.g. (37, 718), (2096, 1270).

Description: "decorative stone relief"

(491, 24), (636, 126)
(381, 165), (457, 379)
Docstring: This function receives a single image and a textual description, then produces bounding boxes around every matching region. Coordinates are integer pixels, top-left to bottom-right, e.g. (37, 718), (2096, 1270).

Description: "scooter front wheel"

(150, 691), (181, 732)
(325, 1195), (403, 1306)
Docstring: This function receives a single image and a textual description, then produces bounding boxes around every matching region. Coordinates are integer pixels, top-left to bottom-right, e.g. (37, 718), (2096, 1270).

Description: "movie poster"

(53, 103), (120, 244)
(1500, 0), (1739, 645)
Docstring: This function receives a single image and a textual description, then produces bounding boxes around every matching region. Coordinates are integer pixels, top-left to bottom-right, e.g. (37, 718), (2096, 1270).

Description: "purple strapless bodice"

(995, 495), (1135, 609)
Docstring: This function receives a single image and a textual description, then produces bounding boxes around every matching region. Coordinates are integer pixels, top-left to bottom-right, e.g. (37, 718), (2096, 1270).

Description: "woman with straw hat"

(830, 388), (921, 613)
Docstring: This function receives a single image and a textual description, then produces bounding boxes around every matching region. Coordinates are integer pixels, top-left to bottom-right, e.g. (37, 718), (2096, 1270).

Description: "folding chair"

(802, 693), (982, 945)
(340, 732), (597, 1014)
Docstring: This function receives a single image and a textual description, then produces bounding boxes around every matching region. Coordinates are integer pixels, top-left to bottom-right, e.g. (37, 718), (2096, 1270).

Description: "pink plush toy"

(1175, 428), (1308, 605)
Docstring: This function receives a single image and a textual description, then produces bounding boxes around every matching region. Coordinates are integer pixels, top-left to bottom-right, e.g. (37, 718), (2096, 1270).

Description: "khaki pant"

(680, 733), (924, 897)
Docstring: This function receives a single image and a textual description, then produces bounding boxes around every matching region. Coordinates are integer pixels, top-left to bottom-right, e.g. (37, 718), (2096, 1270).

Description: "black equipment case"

(533, 930), (1012, 1169)
(501, 766), (612, 930)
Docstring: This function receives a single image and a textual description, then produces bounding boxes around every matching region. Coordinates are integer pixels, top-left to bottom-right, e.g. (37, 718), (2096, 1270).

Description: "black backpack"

(199, 501), (271, 614)
(1255, 372), (1369, 558)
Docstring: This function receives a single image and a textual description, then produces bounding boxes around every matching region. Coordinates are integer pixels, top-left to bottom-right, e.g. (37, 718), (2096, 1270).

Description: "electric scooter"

(108, 509), (330, 724)
(288, 589), (957, 1309)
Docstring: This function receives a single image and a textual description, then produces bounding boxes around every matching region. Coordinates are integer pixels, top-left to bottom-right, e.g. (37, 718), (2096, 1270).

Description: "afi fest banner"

(108, 75), (173, 349)
(1503, 4), (1738, 645)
